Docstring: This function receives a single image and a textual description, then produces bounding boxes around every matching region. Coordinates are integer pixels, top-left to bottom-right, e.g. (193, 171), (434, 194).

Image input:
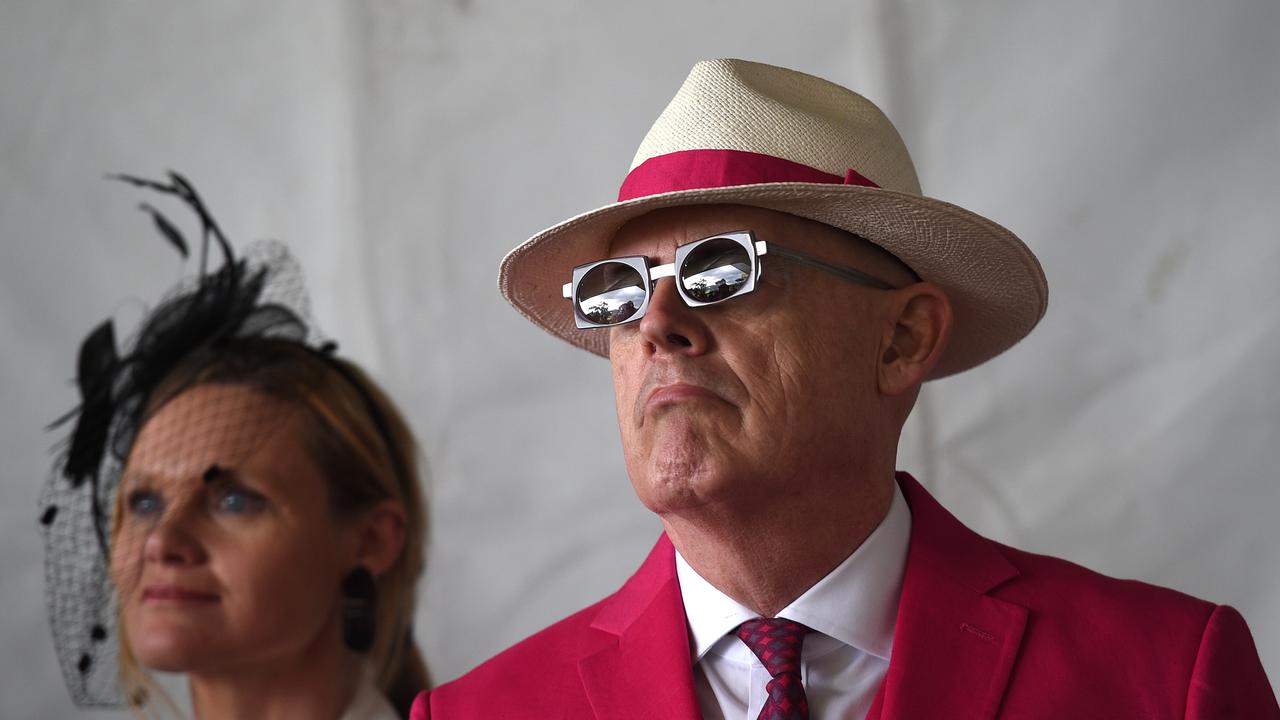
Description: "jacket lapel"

(578, 535), (702, 720)
(871, 474), (1028, 720)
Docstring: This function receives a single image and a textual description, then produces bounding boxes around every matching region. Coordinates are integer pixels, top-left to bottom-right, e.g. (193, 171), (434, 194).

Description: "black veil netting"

(38, 172), (329, 706)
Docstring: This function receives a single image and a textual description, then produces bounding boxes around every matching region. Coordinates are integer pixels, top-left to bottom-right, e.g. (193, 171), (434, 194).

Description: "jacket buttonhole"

(960, 622), (996, 642)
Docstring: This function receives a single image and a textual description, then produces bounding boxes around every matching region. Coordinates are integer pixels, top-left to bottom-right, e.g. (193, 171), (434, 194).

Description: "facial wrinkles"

(714, 254), (812, 422)
(766, 338), (809, 420)
(752, 258), (803, 422)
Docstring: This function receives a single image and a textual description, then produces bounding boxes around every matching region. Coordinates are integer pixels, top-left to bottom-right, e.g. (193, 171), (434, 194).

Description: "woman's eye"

(125, 490), (163, 518)
(213, 486), (265, 515)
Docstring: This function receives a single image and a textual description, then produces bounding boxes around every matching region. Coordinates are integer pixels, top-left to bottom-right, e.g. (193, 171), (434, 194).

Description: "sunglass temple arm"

(757, 241), (896, 291)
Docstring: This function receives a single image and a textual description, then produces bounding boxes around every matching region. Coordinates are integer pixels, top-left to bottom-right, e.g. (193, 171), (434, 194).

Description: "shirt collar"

(675, 481), (912, 663)
(339, 664), (400, 720)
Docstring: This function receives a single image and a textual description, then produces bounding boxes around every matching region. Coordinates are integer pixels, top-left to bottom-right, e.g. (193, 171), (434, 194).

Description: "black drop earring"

(342, 566), (376, 653)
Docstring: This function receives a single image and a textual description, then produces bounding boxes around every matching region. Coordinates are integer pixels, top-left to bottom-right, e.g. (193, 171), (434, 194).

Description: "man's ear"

(351, 499), (407, 576)
(877, 283), (953, 396)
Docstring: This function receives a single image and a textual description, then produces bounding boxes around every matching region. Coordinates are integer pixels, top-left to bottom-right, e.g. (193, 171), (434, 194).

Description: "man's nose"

(637, 276), (711, 356)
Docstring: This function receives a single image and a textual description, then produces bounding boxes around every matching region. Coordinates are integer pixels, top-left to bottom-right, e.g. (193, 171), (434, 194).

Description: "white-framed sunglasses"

(563, 230), (898, 328)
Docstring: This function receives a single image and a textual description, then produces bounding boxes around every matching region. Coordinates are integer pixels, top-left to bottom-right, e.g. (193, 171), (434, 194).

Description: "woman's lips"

(141, 585), (219, 604)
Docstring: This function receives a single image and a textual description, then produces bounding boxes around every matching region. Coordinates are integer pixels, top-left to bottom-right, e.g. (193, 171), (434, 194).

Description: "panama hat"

(498, 58), (1047, 378)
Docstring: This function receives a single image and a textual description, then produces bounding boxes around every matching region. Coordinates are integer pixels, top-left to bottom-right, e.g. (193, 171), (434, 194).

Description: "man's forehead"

(608, 204), (829, 253)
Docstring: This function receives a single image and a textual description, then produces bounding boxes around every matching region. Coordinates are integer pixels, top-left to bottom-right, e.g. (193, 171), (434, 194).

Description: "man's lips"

(644, 383), (723, 413)
(141, 585), (220, 604)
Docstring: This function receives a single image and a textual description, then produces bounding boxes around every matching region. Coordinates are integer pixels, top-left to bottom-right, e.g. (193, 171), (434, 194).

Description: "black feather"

(59, 321), (118, 487)
(137, 202), (188, 258)
(105, 173), (180, 196)
(166, 171), (232, 272)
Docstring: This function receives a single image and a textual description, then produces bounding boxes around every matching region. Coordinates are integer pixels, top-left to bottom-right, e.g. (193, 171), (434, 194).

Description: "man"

(414, 59), (1277, 718)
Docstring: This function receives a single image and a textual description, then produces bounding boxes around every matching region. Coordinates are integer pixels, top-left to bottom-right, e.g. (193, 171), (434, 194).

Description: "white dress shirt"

(339, 667), (400, 720)
(675, 483), (912, 720)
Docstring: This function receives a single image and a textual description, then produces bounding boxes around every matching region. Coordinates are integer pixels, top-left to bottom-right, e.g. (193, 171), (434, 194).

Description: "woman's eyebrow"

(117, 470), (156, 491)
(202, 464), (226, 484)
(119, 465), (248, 491)
(201, 464), (253, 487)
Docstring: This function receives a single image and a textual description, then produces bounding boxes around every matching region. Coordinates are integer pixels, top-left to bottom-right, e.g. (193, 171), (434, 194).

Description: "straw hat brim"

(499, 182), (1047, 379)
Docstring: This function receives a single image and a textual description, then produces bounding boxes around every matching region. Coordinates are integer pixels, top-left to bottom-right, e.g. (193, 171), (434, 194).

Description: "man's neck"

(661, 473), (896, 617)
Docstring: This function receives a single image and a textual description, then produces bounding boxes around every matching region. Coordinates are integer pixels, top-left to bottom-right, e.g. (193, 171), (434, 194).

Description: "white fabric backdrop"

(2, 2), (1276, 716)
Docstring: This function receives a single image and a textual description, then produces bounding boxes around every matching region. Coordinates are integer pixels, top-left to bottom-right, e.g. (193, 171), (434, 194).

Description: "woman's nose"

(142, 503), (207, 566)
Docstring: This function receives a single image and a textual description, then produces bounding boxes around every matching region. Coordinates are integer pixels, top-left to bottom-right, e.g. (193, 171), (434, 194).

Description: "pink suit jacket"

(412, 474), (1278, 718)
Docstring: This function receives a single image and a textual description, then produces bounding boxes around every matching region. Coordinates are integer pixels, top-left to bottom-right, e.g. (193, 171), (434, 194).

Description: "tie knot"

(736, 618), (812, 678)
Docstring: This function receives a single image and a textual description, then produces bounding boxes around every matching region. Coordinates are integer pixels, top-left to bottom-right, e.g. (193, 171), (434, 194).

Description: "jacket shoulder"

(996, 543), (1214, 690)
(990, 544), (1277, 714)
(996, 541), (1216, 624)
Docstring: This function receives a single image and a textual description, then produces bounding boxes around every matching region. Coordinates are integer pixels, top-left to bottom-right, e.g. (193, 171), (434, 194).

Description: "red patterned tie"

(736, 618), (814, 720)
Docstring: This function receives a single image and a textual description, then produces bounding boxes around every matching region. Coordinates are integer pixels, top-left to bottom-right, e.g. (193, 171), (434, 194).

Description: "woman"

(39, 173), (428, 718)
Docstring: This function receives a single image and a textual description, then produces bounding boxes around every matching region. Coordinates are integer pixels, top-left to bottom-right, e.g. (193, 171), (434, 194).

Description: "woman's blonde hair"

(113, 337), (429, 717)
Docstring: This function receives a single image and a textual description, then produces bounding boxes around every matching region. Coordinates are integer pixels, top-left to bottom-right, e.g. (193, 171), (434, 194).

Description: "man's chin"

(631, 458), (732, 516)
(627, 418), (741, 512)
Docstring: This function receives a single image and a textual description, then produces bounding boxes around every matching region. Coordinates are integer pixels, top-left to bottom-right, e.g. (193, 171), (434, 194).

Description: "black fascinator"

(38, 172), (325, 706)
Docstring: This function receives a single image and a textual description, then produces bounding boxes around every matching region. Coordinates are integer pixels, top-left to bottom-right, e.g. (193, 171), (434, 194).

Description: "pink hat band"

(617, 149), (880, 203)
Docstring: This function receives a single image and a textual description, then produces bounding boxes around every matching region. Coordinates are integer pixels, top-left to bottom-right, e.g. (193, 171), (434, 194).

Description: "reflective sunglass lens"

(577, 262), (647, 325)
(680, 238), (751, 303)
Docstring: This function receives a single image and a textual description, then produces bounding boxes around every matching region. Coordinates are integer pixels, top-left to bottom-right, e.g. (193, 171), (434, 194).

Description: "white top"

(675, 483), (912, 720)
(339, 669), (400, 720)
